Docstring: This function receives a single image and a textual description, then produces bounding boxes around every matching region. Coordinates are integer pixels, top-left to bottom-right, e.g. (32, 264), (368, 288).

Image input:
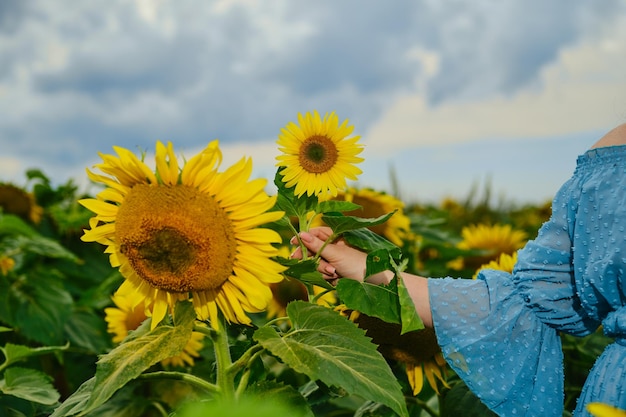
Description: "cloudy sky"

(1, 0), (625, 205)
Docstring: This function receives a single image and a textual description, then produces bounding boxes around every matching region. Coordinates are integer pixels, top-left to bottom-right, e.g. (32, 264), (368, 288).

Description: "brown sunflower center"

(0, 184), (42, 224)
(355, 314), (441, 364)
(115, 184), (237, 293)
(346, 195), (386, 236)
(299, 135), (338, 174)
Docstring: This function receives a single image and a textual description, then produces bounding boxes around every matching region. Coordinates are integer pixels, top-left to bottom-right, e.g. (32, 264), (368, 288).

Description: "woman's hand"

(290, 227), (392, 285)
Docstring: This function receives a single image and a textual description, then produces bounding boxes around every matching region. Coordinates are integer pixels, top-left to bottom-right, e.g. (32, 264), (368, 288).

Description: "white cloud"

(365, 22), (626, 156)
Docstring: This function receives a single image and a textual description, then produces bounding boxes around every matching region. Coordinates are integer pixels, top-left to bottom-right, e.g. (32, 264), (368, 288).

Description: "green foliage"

(254, 301), (409, 417)
(0, 368), (60, 406)
(0, 164), (602, 417)
(52, 301), (196, 416)
(440, 382), (498, 417)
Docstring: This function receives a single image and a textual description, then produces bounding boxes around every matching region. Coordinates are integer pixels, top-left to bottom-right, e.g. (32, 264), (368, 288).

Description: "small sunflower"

(0, 183), (43, 224)
(276, 110), (364, 197)
(458, 223), (526, 254)
(80, 140), (285, 329)
(104, 288), (205, 367)
(314, 187), (410, 247)
(473, 251), (518, 279)
(455, 223), (527, 270)
(587, 403), (626, 417)
(336, 306), (448, 396)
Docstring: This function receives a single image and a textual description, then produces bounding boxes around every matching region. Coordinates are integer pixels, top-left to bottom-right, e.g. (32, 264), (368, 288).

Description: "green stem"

(229, 344), (263, 374)
(234, 348), (265, 398)
(311, 288), (334, 304)
(405, 395), (439, 416)
(149, 400), (170, 417)
(137, 371), (220, 395)
(209, 317), (236, 401)
(312, 232), (339, 262)
(193, 323), (218, 338)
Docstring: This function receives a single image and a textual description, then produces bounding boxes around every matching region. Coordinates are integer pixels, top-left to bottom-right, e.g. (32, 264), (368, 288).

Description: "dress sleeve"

(512, 175), (599, 336)
(429, 271), (564, 416)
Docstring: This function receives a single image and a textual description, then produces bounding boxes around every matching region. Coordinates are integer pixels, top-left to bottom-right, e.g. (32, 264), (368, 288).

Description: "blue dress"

(429, 145), (626, 416)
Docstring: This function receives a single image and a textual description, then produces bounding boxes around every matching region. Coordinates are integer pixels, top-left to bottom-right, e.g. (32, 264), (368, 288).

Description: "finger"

(318, 259), (338, 277)
(290, 247), (303, 260)
(307, 226), (334, 241)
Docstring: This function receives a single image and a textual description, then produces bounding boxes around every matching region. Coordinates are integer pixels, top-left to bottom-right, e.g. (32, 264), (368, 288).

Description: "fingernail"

(289, 236), (297, 245)
(325, 265), (335, 275)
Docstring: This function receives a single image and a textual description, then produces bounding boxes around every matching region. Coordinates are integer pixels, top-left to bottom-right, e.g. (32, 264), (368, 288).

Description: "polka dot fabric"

(429, 145), (626, 416)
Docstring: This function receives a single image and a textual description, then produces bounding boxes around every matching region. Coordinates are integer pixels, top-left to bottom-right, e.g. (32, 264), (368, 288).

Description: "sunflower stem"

(193, 323), (218, 338)
(137, 371), (220, 395)
(234, 348), (265, 398)
(312, 232), (339, 262)
(310, 288), (334, 304)
(210, 317), (236, 401)
(229, 344), (264, 375)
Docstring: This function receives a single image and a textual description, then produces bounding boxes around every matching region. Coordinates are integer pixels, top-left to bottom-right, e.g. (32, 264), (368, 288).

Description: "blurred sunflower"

(0, 256), (15, 276)
(80, 140), (285, 329)
(267, 278), (308, 319)
(451, 223), (527, 270)
(587, 403), (626, 417)
(0, 183), (43, 224)
(104, 287), (205, 368)
(275, 110), (364, 197)
(337, 306), (448, 396)
(472, 251), (518, 279)
(314, 187), (410, 247)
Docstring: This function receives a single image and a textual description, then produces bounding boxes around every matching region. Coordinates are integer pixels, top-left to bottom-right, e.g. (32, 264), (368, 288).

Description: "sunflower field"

(0, 111), (613, 417)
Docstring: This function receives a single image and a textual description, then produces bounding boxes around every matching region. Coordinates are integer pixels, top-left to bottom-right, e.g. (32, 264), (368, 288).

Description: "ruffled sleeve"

(429, 271), (564, 416)
(512, 173), (599, 336)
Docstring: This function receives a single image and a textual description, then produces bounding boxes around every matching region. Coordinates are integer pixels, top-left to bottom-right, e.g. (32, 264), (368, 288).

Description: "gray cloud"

(0, 0), (624, 185)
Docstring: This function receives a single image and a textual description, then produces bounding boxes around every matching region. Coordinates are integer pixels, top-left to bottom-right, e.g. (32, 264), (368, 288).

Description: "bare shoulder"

(590, 123), (626, 149)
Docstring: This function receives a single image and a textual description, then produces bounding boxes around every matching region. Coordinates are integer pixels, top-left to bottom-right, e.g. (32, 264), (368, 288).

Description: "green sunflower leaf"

(316, 200), (361, 214)
(51, 300), (196, 416)
(0, 367), (60, 405)
(396, 274), (424, 334)
(321, 212), (395, 235)
(1, 343), (69, 368)
(13, 235), (79, 262)
(441, 381), (498, 417)
(0, 214), (37, 237)
(335, 279), (400, 325)
(273, 168), (318, 219)
(12, 273), (73, 345)
(49, 377), (95, 417)
(245, 380), (314, 417)
(280, 258), (335, 290)
(344, 228), (401, 258)
(254, 301), (409, 417)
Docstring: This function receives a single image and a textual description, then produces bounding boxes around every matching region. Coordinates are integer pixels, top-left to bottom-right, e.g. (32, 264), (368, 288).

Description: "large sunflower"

(276, 110), (364, 197)
(104, 287), (205, 368)
(314, 187), (410, 247)
(80, 140), (285, 329)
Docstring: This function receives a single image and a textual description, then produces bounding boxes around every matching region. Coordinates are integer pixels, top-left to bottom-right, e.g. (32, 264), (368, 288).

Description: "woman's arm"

(291, 227), (433, 327)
